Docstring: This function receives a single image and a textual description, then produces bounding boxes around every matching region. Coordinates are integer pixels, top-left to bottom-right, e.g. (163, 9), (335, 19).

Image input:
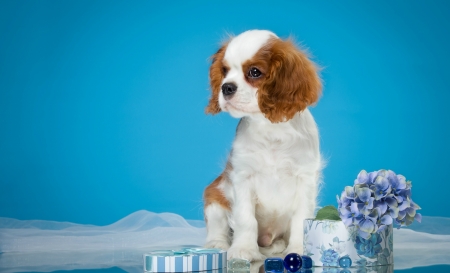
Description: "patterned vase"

(303, 219), (393, 268)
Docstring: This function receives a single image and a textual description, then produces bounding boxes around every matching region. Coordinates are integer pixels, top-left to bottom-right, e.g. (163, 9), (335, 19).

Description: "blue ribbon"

(149, 248), (223, 257)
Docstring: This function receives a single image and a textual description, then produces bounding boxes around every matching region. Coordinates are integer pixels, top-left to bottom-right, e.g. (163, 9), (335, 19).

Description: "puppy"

(203, 30), (323, 261)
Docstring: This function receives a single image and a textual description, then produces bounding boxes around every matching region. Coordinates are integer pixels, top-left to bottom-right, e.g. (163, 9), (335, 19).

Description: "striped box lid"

(144, 248), (227, 273)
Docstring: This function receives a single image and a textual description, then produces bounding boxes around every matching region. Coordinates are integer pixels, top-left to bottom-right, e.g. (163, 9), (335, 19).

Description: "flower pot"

(303, 219), (393, 267)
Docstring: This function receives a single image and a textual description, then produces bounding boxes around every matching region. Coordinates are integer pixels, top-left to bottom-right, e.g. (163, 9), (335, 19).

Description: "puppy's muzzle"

(222, 82), (237, 99)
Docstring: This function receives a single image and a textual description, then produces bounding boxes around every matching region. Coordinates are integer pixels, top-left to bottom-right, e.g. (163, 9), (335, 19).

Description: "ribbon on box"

(143, 248), (227, 273)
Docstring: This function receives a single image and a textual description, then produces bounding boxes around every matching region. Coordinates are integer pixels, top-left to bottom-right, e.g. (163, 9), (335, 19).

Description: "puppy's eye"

(248, 67), (262, 78)
(222, 66), (228, 76)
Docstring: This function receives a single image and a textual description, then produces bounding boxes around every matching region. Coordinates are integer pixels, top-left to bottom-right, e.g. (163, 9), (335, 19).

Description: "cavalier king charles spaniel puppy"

(203, 30), (323, 261)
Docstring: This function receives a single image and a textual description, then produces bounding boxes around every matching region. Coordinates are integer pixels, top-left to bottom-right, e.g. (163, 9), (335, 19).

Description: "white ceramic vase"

(303, 219), (393, 268)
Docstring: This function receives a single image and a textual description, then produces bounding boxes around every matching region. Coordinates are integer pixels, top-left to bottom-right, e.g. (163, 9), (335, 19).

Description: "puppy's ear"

(205, 43), (228, 114)
(258, 38), (322, 123)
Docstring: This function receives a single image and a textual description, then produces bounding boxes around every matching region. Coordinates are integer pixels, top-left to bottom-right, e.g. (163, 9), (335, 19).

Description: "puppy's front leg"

(284, 211), (305, 255)
(284, 195), (310, 255)
(227, 185), (265, 261)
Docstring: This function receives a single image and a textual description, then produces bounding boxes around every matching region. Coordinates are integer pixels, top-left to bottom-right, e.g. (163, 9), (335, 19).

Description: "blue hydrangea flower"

(354, 232), (383, 258)
(390, 172), (407, 195)
(354, 185), (374, 215)
(354, 170), (370, 185)
(396, 198), (422, 227)
(376, 214), (393, 232)
(336, 186), (355, 209)
(344, 186), (356, 200)
(354, 170), (378, 186)
(338, 169), (421, 236)
(340, 202), (363, 227)
(370, 174), (391, 200)
(357, 208), (379, 239)
(320, 248), (340, 266)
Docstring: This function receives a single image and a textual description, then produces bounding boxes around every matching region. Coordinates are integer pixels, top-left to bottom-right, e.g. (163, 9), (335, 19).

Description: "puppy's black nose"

(222, 82), (237, 96)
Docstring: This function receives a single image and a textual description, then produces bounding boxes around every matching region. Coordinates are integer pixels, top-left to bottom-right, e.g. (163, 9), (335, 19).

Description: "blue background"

(1, 0), (449, 225)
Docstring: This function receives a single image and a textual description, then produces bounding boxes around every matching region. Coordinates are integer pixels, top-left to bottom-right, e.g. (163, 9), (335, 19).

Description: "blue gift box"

(143, 248), (227, 272)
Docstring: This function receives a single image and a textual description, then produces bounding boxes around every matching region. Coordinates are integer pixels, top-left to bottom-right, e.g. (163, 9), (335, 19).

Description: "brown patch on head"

(205, 43), (229, 114)
(244, 37), (322, 123)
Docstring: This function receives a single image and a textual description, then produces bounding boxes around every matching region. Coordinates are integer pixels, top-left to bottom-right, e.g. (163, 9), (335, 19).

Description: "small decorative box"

(303, 219), (393, 267)
(143, 248), (227, 272)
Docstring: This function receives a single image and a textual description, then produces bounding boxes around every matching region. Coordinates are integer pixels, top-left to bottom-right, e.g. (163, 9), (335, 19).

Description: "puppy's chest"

(231, 135), (303, 200)
(232, 132), (303, 174)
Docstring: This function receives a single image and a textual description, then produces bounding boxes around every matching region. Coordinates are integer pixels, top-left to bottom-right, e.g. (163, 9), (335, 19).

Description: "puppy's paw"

(259, 239), (286, 256)
(204, 240), (230, 250)
(227, 246), (266, 262)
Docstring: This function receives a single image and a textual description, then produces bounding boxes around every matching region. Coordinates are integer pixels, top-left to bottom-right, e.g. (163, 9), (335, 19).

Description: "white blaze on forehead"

(224, 30), (277, 65)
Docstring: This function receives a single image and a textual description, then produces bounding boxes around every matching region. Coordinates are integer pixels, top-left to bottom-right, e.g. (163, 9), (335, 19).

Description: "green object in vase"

(315, 205), (341, 221)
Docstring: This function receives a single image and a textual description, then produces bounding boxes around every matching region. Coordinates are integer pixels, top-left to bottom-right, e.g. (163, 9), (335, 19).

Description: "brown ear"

(205, 44), (228, 114)
(258, 38), (322, 123)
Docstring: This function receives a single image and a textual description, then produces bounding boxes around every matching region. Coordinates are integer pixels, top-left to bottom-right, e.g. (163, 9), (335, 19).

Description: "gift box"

(143, 248), (227, 273)
(303, 219), (393, 267)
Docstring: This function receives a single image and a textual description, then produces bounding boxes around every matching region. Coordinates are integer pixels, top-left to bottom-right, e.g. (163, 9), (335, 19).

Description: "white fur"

(205, 30), (322, 262)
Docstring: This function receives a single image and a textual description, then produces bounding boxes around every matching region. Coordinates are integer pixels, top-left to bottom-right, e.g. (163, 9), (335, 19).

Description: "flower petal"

(389, 206), (399, 218)
(368, 171), (378, 184)
(356, 170), (369, 185)
(399, 188), (411, 198)
(397, 210), (406, 220)
(406, 207), (416, 217)
(387, 170), (398, 186)
(377, 225), (387, 232)
(366, 208), (379, 223)
(351, 202), (360, 214)
(375, 176), (391, 191)
(415, 213), (422, 223)
(357, 202), (366, 213)
(378, 170), (388, 178)
(343, 217), (353, 227)
(356, 186), (372, 202)
(398, 200), (410, 211)
(385, 196), (398, 208)
(396, 175), (407, 190)
(393, 195), (404, 203)
(340, 206), (351, 217)
(345, 186), (356, 199)
(359, 219), (376, 233)
(380, 214), (393, 225)
(358, 229), (371, 240)
(406, 215), (414, 226)
(374, 200), (388, 214)
(411, 200), (421, 210)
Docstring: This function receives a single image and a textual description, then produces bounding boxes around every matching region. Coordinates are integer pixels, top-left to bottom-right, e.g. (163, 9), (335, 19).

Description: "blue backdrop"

(1, 0), (449, 225)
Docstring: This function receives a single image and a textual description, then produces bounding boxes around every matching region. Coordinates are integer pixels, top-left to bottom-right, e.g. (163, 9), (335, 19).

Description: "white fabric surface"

(0, 211), (449, 272)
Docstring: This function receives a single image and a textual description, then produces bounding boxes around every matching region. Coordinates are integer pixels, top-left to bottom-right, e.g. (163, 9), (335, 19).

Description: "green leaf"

(315, 205), (341, 221)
